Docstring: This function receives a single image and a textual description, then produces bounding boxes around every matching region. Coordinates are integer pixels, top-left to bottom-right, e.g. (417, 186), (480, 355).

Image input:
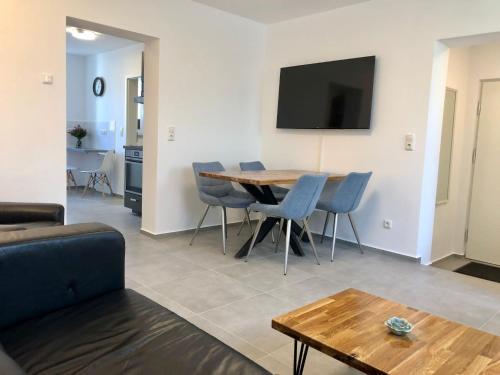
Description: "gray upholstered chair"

(316, 172), (372, 261)
(247, 174), (328, 275)
(239, 161), (289, 201)
(190, 162), (255, 254)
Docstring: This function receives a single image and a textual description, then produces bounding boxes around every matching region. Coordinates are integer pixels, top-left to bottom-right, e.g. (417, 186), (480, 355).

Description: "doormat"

(455, 262), (500, 283)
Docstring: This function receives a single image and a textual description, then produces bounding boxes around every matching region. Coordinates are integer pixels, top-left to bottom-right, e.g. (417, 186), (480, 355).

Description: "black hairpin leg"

(293, 340), (309, 375)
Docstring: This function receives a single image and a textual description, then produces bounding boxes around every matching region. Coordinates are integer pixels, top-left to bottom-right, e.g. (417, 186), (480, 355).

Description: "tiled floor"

(67, 190), (500, 374)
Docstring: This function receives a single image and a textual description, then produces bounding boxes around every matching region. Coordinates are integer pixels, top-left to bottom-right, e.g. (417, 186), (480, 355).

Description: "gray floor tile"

(151, 270), (261, 313)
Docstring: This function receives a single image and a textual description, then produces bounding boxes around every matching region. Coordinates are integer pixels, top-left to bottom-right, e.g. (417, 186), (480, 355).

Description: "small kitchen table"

(198, 169), (344, 258)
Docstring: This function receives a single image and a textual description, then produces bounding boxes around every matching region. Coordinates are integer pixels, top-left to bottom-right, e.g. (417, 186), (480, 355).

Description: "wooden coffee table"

(272, 288), (500, 375)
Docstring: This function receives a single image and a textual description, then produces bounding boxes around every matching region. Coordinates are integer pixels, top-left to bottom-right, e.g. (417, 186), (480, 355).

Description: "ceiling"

(66, 32), (141, 56)
(193, 0), (370, 24)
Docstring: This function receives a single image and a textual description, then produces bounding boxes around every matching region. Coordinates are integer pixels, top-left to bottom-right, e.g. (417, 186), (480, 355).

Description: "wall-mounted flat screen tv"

(276, 56), (375, 130)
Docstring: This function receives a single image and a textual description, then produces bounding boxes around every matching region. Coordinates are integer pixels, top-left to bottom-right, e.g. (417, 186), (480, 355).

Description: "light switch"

(168, 126), (175, 141)
(405, 133), (416, 151)
(42, 73), (53, 85)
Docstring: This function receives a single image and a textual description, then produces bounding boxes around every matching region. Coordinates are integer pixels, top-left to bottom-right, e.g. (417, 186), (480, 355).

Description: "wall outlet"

(168, 126), (175, 141)
(383, 219), (393, 229)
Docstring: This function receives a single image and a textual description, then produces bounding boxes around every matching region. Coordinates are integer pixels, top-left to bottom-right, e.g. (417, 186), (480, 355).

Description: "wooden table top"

(198, 169), (345, 185)
(272, 288), (500, 374)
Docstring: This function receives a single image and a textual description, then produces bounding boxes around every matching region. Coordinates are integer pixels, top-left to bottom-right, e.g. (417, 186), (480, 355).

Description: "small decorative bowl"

(385, 317), (413, 336)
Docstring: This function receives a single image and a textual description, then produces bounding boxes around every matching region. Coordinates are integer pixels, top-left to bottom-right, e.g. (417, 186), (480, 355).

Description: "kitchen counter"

(123, 145), (143, 151)
(67, 147), (111, 153)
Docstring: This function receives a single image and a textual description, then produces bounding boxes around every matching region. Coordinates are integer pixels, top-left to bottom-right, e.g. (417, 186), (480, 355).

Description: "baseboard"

(431, 252), (464, 265)
(140, 220), (250, 239)
(141, 221), (420, 262)
(333, 238), (421, 262)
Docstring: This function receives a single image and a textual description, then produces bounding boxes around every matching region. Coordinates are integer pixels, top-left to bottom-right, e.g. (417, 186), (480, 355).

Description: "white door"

(467, 80), (500, 266)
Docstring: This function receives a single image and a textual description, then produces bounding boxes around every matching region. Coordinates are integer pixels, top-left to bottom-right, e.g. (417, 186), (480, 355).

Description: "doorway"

(65, 17), (156, 233)
(431, 38), (500, 273)
(466, 79), (500, 266)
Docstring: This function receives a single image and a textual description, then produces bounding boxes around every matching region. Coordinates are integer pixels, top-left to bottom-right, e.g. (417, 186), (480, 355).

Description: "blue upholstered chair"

(191, 162), (255, 254)
(316, 172), (372, 261)
(239, 161), (289, 201)
(247, 174), (328, 275)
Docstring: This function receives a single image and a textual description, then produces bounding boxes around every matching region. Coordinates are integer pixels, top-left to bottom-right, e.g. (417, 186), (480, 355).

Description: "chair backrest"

(99, 151), (115, 175)
(192, 162), (233, 197)
(330, 172), (372, 213)
(239, 161), (266, 171)
(280, 174), (328, 220)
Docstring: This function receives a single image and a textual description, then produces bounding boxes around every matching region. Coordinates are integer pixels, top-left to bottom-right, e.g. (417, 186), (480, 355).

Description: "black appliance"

(276, 56), (375, 130)
(124, 149), (142, 215)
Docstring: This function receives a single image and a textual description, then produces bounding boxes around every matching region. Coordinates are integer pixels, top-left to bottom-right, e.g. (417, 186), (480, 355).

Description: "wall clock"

(93, 77), (105, 96)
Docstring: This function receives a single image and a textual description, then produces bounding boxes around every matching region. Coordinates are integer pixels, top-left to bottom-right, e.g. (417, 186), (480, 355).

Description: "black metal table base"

(233, 183), (307, 259)
(294, 340), (309, 375)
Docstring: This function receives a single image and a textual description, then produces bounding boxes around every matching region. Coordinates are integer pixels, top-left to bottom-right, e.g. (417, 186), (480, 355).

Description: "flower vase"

(76, 139), (82, 148)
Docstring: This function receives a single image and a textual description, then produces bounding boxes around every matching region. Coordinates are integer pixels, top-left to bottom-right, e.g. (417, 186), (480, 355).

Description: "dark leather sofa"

(0, 223), (270, 374)
(0, 202), (64, 231)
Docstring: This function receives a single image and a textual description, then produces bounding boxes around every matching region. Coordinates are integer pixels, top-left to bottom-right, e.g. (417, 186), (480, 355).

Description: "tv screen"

(276, 56), (375, 130)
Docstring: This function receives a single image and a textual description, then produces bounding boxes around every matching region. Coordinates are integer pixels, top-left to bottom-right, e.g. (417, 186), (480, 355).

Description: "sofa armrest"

(0, 202), (64, 225)
(0, 223), (125, 330)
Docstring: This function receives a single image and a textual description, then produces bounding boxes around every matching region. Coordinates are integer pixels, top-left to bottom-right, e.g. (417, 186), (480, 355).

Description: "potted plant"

(67, 125), (87, 148)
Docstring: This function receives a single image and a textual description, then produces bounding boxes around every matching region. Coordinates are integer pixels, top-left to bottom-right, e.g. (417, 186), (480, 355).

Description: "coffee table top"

(199, 169), (344, 186)
(272, 288), (500, 374)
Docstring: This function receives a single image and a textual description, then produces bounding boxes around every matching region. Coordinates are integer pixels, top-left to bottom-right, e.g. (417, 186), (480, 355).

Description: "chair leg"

(348, 213), (364, 254)
(320, 212), (330, 244)
(189, 205), (210, 245)
(237, 209), (252, 236)
(284, 219), (292, 275)
(221, 207), (227, 254)
(275, 218), (284, 253)
(101, 174), (105, 197)
(331, 213), (338, 262)
(299, 218), (307, 240)
(82, 174), (93, 197)
(245, 209), (253, 233)
(104, 173), (113, 195)
(246, 214), (264, 262)
(236, 213), (246, 236)
(303, 219), (320, 265)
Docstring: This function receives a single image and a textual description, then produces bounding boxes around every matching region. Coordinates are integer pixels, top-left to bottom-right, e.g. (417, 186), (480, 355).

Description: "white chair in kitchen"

(81, 151), (114, 197)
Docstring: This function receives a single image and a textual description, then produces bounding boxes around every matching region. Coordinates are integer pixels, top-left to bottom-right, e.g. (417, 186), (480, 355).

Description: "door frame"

(436, 86), (458, 206)
(464, 78), (500, 262)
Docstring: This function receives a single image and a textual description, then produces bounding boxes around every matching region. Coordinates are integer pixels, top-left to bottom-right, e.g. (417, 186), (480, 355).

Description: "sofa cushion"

(0, 221), (59, 232)
(0, 289), (270, 375)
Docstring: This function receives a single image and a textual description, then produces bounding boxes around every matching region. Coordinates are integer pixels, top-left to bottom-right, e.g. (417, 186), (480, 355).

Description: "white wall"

(260, 0), (500, 261)
(0, 0), (264, 233)
(66, 54), (87, 121)
(432, 41), (500, 262)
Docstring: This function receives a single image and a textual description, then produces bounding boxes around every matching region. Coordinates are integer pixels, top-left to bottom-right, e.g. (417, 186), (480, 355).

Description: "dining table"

(198, 169), (345, 258)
